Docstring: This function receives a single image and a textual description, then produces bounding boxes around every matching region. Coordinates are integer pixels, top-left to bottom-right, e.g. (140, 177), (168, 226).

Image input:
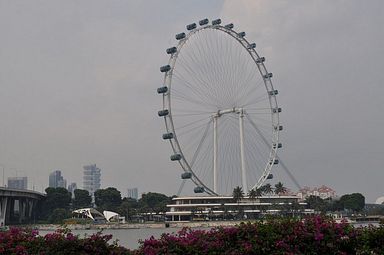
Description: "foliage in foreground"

(1, 216), (384, 254)
(135, 216), (384, 255)
(0, 228), (131, 255)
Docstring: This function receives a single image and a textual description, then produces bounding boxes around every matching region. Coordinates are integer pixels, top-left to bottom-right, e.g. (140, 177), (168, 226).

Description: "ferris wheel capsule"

(186, 23), (197, 30)
(166, 47), (177, 54)
(199, 18), (209, 26)
(224, 23), (234, 29)
(212, 19), (221, 25)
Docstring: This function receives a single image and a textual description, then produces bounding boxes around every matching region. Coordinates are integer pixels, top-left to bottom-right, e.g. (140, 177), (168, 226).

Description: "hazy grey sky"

(0, 1), (383, 202)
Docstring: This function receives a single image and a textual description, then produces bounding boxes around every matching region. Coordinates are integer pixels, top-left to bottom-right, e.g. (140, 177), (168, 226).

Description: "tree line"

(232, 183), (366, 214)
(40, 187), (172, 223)
(232, 182), (288, 202)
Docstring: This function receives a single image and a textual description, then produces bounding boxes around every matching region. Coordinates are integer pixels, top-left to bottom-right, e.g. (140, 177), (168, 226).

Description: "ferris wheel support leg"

(239, 109), (247, 192)
(213, 115), (218, 193)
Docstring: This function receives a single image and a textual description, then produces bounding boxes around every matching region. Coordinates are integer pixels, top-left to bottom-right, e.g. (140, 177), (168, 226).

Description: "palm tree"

(233, 186), (244, 203)
(248, 188), (262, 219)
(274, 182), (287, 196)
(255, 187), (263, 198)
(233, 186), (244, 219)
(261, 183), (273, 196)
(248, 188), (257, 201)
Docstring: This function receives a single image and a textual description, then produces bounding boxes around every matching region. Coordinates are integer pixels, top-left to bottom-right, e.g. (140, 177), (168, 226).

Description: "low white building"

(103, 210), (125, 223)
(72, 208), (106, 223)
(166, 195), (311, 222)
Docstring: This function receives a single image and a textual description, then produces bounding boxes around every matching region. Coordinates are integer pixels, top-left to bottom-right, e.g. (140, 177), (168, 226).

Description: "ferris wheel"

(157, 19), (282, 196)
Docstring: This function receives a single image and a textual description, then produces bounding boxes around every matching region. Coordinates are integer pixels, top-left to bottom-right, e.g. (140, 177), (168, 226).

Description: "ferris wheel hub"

(214, 107), (244, 117)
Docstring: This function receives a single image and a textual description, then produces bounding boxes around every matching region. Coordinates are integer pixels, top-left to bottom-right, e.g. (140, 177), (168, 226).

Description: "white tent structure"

(72, 208), (106, 223)
(103, 210), (125, 223)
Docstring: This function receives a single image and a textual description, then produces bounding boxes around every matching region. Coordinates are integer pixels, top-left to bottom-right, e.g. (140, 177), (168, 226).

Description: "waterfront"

(36, 221), (240, 249)
(38, 227), (197, 249)
(36, 221), (380, 250)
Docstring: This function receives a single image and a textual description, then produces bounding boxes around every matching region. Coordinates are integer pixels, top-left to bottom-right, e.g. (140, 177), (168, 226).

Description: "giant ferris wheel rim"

(159, 19), (281, 196)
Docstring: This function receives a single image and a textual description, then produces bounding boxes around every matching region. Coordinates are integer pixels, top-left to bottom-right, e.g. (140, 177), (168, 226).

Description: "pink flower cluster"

(134, 216), (384, 254)
(1, 216), (384, 254)
(0, 227), (131, 254)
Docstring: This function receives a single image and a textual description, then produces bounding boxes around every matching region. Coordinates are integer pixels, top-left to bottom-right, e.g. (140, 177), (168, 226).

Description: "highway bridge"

(0, 187), (45, 225)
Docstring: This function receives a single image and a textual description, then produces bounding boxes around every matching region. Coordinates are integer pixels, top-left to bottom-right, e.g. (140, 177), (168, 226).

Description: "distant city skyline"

(0, 1), (383, 202)
(83, 164), (101, 199)
(49, 170), (67, 189)
(127, 187), (138, 200)
(7, 176), (28, 190)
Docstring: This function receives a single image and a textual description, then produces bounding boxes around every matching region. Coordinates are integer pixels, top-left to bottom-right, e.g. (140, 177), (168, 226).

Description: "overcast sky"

(0, 1), (383, 202)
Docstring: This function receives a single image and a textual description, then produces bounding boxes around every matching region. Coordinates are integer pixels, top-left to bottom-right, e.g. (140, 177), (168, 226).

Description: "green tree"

(232, 186), (244, 219)
(73, 189), (92, 209)
(94, 187), (122, 212)
(255, 187), (263, 197)
(261, 184), (273, 195)
(41, 187), (72, 219)
(232, 186), (244, 202)
(305, 195), (327, 213)
(139, 192), (171, 214)
(248, 189), (257, 201)
(49, 208), (70, 224)
(274, 182), (287, 196)
(248, 188), (262, 219)
(340, 193), (365, 212)
(117, 197), (139, 221)
(233, 186), (244, 203)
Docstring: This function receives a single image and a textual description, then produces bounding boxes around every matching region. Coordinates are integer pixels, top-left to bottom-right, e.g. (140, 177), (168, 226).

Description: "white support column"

(213, 115), (218, 193)
(0, 197), (8, 226)
(239, 109), (247, 192)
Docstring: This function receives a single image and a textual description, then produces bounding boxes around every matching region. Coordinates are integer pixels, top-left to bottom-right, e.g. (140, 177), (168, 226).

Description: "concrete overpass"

(0, 187), (45, 225)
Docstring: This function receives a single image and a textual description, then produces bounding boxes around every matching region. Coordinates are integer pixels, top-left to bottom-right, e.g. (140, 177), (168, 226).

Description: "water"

(38, 222), (382, 250)
(39, 227), (181, 250)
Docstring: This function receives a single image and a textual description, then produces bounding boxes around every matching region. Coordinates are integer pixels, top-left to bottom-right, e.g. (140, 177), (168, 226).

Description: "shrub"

(1, 216), (384, 254)
(134, 216), (380, 255)
(0, 227), (132, 255)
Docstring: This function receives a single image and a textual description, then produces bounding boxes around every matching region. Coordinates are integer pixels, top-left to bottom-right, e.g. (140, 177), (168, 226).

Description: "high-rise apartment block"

(127, 188), (138, 200)
(49, 170), (67, 188)
(7, 177), (28, 190)
(83, 164), (101, 197)
(67, 182), (77, 197)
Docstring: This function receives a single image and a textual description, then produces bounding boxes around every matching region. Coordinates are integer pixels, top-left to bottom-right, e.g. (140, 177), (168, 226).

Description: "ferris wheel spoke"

(235, 79), (265, 105)
(189, 119), (212, 167)
(177, 54), (224, 105)
(173, 73), (219, 107)
(172, 112), (213, 117)
(172, 85), (218, 109)
(176, 119), (213, 138)
(174, 116), (211, 132)
(245, 113), (274, 150)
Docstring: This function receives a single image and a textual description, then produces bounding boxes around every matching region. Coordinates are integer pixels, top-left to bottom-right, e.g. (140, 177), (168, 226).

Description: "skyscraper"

(83, 164), (101, 198)
(127, 188), (138, 200)
(67, 182), (77, 198)
(49, 170), (67, 188)
(8, 177), (28, 190)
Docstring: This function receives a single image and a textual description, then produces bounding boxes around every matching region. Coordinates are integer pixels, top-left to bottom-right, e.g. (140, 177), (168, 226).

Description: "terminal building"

(166, 195), (311, 222)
